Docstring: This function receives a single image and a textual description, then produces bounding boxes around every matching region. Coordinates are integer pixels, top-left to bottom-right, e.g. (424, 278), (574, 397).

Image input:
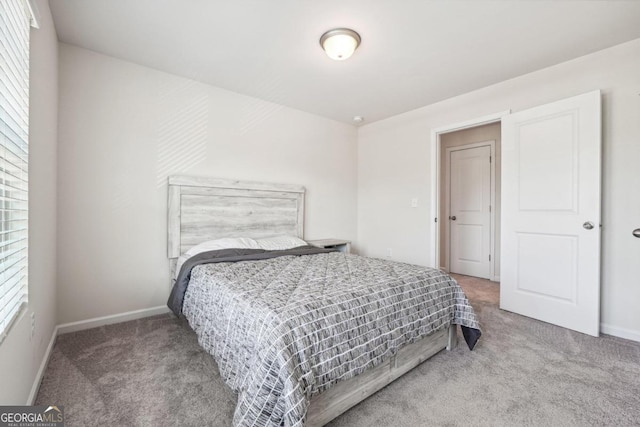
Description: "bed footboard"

(447, 323), (458, 350)
(306, 324), (455, 427)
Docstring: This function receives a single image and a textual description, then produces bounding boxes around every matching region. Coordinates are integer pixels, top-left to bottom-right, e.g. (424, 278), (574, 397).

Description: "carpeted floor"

(36, 275), (640, 426)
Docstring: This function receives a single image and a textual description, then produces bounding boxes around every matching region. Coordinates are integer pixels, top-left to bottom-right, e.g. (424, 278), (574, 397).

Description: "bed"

(166, 175), (481, 427)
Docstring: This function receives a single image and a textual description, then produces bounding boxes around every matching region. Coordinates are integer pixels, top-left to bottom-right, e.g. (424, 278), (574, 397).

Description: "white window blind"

(0, 0), (31, 342)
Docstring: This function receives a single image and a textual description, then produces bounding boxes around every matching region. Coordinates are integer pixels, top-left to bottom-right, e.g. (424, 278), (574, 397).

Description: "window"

(0, 0), (32, 342)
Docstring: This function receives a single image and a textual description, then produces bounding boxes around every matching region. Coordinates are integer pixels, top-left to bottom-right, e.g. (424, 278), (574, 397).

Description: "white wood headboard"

(167, 175), (305, 259)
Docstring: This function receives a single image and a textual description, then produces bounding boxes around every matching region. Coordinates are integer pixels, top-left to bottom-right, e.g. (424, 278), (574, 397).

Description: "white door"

(501, 90), (601, 336)
(449, 145), (492, 279)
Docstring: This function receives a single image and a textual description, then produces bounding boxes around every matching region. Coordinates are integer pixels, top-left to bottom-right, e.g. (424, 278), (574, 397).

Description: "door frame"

(429, 110), (510, 281)
(443, 140), (496, 279)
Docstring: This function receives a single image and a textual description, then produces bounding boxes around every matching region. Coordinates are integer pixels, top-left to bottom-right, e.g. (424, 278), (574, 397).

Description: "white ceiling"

(49, 0), (640, 125)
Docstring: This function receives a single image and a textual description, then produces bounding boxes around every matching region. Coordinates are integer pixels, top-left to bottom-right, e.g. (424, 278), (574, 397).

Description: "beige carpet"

(450, 273), (500, 305)
(36, 275), (640, 426)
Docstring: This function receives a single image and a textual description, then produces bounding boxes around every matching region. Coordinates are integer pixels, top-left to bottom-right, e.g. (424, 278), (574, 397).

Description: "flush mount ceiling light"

(320, 28), (361, 61)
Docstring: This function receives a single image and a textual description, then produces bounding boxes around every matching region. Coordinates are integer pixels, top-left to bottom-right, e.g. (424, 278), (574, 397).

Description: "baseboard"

(57, 306), (171, 335)
(491, 275), (500, 282)
(27, 325), (58, 405)
(600, 323), (640, 343)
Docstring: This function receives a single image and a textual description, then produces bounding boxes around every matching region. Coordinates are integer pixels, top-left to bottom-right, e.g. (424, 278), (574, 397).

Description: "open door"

(500, 91), (601, 336)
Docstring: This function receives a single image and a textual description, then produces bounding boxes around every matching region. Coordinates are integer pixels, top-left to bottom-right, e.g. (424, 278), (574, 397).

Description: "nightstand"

(307, 239), (351, 254)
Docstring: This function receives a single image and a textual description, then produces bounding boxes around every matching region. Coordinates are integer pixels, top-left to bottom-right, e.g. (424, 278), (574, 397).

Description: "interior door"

(501, 90), (601, 336)
(449, 145), (492, 279)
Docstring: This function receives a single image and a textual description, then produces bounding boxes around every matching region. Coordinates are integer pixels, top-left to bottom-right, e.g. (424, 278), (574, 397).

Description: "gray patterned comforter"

(174, 248), (481, 427)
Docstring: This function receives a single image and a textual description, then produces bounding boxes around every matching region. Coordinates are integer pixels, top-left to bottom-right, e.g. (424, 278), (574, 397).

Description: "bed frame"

(167, 175), (457, 426)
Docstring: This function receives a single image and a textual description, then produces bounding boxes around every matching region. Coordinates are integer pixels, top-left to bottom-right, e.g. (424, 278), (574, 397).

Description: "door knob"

(633, 229), (640, 238)
(583, 221), (595, 230)
(449, 216), (457, 221)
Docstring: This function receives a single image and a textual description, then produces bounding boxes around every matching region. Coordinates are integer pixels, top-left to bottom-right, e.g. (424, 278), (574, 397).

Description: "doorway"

(430, 112), (508, 283)
(445, 141), (495, 279)
(430, 92), (601, 336)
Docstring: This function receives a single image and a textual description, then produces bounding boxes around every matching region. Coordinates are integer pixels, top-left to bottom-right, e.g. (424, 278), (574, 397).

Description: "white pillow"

(175, 237), (261, 278)
(184, 237), (260, 256)
(256, 235), (308, 251)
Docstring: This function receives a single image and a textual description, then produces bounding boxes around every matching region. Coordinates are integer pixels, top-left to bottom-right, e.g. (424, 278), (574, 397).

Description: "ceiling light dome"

(320, 28), (361, 61)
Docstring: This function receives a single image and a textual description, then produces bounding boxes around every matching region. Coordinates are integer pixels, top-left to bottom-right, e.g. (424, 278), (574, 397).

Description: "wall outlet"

(30, 312), (35, 340)
(386, 248), (393, 258)
(411, 198), (418, 208)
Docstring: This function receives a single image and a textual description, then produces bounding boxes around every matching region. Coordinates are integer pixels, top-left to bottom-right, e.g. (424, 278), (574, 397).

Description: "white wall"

(57, 44), (358, 324)
(0, 0), (58, 404)
(358, 39), (640, 340)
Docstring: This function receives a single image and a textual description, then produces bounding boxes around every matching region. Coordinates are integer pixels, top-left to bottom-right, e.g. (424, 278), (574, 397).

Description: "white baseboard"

(27, 325), (58, 405)
(600, 323), (640, 342)
(57, 306), (171, 335)
(600, 323), (640, 343)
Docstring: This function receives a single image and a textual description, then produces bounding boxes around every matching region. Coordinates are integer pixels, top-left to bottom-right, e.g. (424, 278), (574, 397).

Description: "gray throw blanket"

(168, 247), (481, 426)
